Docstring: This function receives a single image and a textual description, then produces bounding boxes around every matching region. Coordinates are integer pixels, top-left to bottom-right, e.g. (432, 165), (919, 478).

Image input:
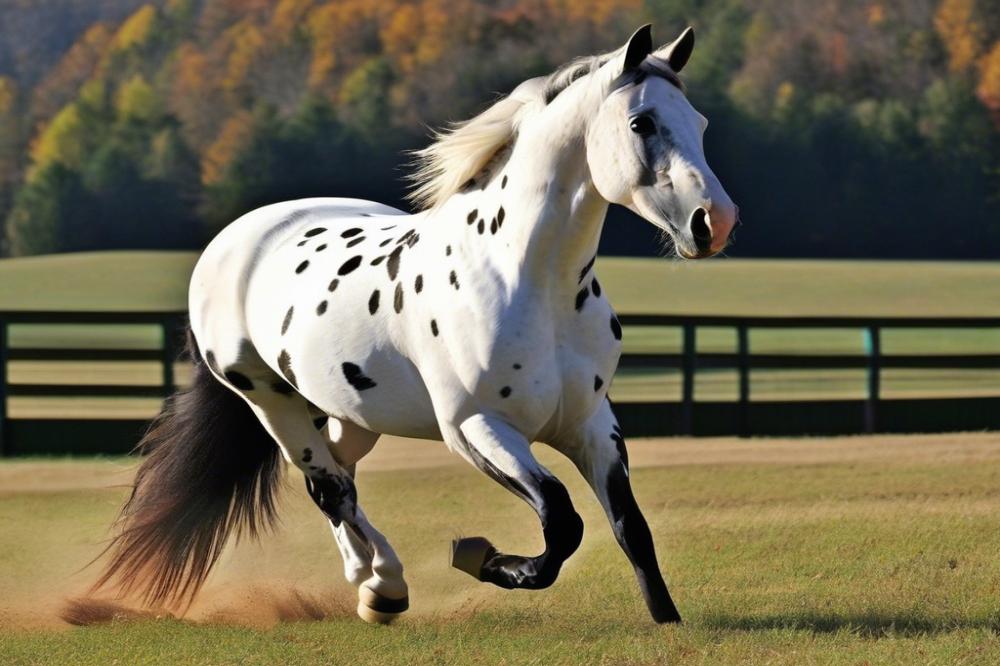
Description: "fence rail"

(1, 310), (999, 455)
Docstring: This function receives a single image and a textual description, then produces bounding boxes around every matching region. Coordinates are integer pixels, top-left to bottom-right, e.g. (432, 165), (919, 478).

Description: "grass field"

(0, 251), (998, 417)
(2, 433), (1000, 664)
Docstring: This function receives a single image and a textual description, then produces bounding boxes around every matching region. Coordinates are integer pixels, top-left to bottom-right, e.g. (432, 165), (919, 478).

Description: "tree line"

(0, 0), (997, 258)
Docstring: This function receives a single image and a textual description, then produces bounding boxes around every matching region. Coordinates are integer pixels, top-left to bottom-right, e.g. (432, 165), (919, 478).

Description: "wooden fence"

(1, 311), (998, 455)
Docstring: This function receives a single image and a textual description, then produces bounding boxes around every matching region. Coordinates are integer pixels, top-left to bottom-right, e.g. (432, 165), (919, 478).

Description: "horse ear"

(622, 24), (653, 71)
(657, 26), (695, 73)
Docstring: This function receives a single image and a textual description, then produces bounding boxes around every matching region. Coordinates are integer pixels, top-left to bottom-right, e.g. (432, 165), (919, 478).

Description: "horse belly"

(297, 340), (442, 440)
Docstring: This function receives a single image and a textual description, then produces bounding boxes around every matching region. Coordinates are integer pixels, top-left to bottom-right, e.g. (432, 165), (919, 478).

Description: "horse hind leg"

(317, 417), (409, 623)
(208, 341), (407, 623)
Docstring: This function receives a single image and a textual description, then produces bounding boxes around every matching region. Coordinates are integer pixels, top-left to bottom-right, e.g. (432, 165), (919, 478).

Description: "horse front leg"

(449, 414), (584, 590)
(552, 399), (682, 623)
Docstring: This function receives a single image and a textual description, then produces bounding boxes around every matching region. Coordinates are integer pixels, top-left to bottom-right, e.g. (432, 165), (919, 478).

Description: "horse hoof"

(451, 536), (494, 580)
(357, 586), (408, 625)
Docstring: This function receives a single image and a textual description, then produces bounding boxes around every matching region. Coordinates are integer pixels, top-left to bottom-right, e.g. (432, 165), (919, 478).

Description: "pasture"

(2, 433), (1000, 664)
(2, 252), (999, 419)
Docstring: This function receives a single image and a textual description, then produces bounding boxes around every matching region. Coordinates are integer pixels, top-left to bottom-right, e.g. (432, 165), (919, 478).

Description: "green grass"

(1, 251), (998, 316)
(2, 434), (1000, 664)
(1, 252), (999, 416)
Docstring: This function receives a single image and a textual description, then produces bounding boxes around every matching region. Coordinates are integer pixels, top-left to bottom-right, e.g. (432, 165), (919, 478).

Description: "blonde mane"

(406, 51), (619, 211)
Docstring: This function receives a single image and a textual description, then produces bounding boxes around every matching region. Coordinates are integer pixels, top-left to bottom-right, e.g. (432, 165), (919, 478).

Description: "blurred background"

(0, 0), (998, 451)
(0, 0), (997, 258)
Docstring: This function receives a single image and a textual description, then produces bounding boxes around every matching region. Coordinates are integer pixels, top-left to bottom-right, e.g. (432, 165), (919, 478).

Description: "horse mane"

(406, 51), (619, 211)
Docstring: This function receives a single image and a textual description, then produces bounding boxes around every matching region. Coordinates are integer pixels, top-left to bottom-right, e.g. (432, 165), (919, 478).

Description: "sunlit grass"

(2, 435), (1000, 664)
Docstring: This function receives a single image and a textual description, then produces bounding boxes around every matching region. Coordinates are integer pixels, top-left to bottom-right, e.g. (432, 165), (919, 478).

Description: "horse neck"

(493, 90), (608, 291)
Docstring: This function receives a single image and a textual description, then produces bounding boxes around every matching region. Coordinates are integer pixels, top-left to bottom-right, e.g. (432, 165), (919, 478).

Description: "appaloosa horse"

(94, 25), (737, 624)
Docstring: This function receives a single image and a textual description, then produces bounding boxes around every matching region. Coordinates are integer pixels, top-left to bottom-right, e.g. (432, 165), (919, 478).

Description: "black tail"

(92, 329), (283, 609)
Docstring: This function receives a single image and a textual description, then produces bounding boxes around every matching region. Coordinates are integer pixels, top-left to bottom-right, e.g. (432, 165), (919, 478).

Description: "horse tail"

(91, 328), (283, 609)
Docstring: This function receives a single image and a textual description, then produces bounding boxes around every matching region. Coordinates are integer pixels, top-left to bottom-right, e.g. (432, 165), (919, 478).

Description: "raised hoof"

(356, 586), (408, 625)
(451, 536), (495, 580)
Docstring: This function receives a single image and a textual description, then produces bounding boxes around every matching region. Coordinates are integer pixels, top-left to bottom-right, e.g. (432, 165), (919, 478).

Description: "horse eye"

(629, 116), (656, 137)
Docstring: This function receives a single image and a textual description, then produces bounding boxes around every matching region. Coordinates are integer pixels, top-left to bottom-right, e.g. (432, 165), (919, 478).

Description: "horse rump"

(90, 328), (283, 609)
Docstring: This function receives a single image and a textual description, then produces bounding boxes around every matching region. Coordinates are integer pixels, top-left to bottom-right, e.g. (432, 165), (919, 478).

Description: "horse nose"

(689, 207), (712, 255)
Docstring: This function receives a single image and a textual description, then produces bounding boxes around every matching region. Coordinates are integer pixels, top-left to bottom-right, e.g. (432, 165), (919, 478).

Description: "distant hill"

(0, 1), (996, 259)
(0, 0), (158, 87)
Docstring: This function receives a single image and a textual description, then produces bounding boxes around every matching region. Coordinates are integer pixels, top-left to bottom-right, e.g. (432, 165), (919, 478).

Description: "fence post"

(680, 323), (696, 436)
(0, 320), (7, 457)
(864, 325), (881, 433)
(737, 324), (750, 437)
(161, 315), (179, 395)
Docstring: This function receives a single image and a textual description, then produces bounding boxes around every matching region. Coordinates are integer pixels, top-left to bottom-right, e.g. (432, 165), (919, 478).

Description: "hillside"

(0, 0), (156, 87)
(0, 1), (996, 260)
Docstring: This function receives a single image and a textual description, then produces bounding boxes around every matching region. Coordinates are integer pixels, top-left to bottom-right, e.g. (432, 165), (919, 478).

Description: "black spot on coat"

(342, 362), (377, 391)
(449, 270), (460, 289)
(497, 207), (505, 226)
(278, 350), (297, 387)
(467, 210), (478, 224)
(281, 306), (294, 335)
(302, 448), (313, 463)
(578, 254), (596, 283)
(393, 282), (404, 313)
(611, 316), (623, 340)
(414, 274), (423, 293)
(490, 218), (498, 234)
(387, 246), (403, 280)
(379, 238), (392, 247)
(316, 243), (328, 252)
(575, 288), (589, 311)
(500, 386), (512, 398)
(341, 228), (362, 238)
(594, 375), (604, 391)
(271, 379), (294, 395)
(224, 370), (254, 391)
(338, 256), (362, 275)
(371, 255), (386, 266)
(328, 278), (339, 292)
(501, 175), (508, 188)
(296, 260), (310, 274)
(477, 219), (484, 234)
(305, 228), (327, 237)
(591, 278), (601, 297)
(431, 319), (439, 336)
(346, 236), (365, 248)
(317, 300), (328, 315)
(369, 290), (380, 314)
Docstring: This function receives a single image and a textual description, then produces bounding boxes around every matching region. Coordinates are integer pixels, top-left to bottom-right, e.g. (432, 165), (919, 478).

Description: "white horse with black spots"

(93, 25), (737, 624)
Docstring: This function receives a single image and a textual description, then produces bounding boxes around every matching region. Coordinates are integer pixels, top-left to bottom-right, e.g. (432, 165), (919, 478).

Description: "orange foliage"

(32, 23), (114, 118)
(271, 0), (316, 40)
(201, 110), (254, 185)
(977, 40), (1000, 116)
(934, 0), (986, 72)
(221, 20), (266, 96)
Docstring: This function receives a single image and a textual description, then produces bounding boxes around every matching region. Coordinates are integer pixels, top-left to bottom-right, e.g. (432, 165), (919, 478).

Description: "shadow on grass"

(703, 611), (1000, 638)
